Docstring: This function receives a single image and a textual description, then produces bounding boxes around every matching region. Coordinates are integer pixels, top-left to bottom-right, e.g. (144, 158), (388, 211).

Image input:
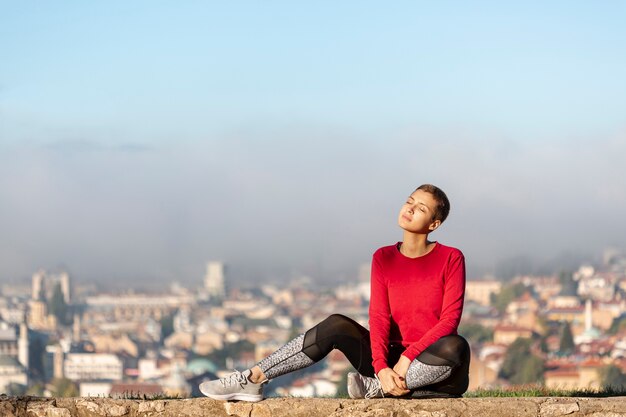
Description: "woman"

(200, 184), (469, 401)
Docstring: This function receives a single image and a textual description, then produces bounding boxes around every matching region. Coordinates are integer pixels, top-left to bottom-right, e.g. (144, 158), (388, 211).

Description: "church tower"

(18, 322), (29, 369)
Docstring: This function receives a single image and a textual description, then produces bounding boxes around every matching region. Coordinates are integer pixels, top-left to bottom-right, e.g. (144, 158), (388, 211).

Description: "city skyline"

(2, 245), (626, 396)
(1, 2), (626, 285)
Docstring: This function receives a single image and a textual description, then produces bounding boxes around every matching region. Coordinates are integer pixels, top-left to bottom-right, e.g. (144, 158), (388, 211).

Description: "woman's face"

(397, 189), (441, 233)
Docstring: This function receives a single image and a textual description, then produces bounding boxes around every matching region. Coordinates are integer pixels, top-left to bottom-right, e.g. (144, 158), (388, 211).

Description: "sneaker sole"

(347, 383), (359, 399)
(200, 390), (263, 402)
(346, 374), (361, 399)
(410, 390), (461, 399)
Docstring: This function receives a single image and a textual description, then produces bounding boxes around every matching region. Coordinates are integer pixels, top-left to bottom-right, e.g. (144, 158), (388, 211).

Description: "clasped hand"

(376, 355), (411, 397)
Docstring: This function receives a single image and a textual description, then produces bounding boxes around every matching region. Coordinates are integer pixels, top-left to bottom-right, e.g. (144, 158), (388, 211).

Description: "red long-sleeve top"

(369, 242), (466, 374)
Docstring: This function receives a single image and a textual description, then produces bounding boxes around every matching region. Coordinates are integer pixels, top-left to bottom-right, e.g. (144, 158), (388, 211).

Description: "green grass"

(465, 385), (626, 398)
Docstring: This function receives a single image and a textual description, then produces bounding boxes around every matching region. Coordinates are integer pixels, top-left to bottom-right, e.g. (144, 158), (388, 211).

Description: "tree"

(50, 378), (79, 397)
(608, 315), (626, 335)
(539, 335), (549, 353)
(458, 323), (494, 344)
(5, 382), (27, 396)
(500, 338), (530, 380)
(499, 338), (545, 385)
(28, 333), (47, 381)
(514, 355), (544, 385)
(335, 369), (350, 398)
(559, 271), (578, 296)
(160, 313), (175, 341)
(205, 340), (255, 368)
(491, 283), (527, 314)
(559, 322), (575, 355)
(26, 383), (45, 396)
(48, 283), (69, 325)
(599, 365), (626, 389)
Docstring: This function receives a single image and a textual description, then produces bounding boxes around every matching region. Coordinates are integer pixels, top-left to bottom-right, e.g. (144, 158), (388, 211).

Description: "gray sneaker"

(199, 369), (265, 402)
(347, 372), (384, 399)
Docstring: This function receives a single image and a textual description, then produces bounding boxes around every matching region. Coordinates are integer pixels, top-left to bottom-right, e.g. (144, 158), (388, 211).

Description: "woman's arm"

(370, 252), (410, 396)
(369, 253), (392, 375)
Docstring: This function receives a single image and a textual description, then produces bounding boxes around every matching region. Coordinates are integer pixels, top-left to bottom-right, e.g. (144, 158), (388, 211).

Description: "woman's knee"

(302, 314), (366, 360)
(322, 313), (351, 326)
(419, 335), (470, 367)
(301, 315), (346, 360)
(318, 314), (363, 335)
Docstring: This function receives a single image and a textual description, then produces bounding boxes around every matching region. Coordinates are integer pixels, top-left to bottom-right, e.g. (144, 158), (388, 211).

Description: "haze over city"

(1, 2), (626, 286)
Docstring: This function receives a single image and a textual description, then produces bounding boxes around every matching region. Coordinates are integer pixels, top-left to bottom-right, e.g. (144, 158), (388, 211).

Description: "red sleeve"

(369, 252), (391, 374)
(402, 252), (466, 361)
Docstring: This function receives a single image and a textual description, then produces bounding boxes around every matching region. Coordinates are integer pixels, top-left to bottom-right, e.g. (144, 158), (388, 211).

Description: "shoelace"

(220, 370), (248, 387)
(365, 374), (384, 399)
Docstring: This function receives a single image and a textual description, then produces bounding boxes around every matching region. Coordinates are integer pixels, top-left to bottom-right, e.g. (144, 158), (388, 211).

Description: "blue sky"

(1, 2), (626, 285)
(3, 1), (625, 140)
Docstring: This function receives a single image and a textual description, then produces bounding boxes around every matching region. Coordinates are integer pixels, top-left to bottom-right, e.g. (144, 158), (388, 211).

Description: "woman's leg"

(404, 360), (453, 390)
(405, 335), (470, 394)
(255, 314), (375, 380)
(253, 334), (314, 380)
(200, 314), (376, 401)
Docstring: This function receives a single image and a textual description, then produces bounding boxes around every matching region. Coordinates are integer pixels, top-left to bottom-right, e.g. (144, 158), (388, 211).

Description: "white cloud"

(1, 126), (625, 284)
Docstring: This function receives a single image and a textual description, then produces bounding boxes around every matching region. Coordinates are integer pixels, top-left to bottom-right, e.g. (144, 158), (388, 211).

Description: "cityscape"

(2, 3), (626, 413)
(2, 247), (626, 398)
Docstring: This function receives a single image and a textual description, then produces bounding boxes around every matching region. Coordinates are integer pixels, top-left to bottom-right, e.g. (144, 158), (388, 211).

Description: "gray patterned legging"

(256, 314), (470, 394)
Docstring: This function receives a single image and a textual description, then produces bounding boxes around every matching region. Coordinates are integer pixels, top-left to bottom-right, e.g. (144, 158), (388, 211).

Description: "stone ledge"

(2, 395), (626, 417)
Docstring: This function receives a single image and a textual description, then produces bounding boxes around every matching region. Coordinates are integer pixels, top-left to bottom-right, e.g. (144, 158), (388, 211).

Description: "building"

(90, 333), (139, 357)
(544, 359), (605, 390)
(468, 350), (499, 390)
(545, 306), (585, 325)
(544, 368), (580, 390)
(27, 300), (57, 330)
(0, 354), (28, 393)
(83, 293), (195, 322)
(520, 275), (561, 301)
(493, 324), (533, 346)
(505, 292), (540, 331)
(204, 261), (226, 299)
(465, 280), (502, 306)
(0, 323), (19, 357)
(64, 353), (123, 381)
(79, 381), (113, 397)
(578, 272), (616, 301)
(31, 270), (71, 304)
(32, 271), (45, 301)
(0, 322), (28, 369)
(594, 301), (625, 331)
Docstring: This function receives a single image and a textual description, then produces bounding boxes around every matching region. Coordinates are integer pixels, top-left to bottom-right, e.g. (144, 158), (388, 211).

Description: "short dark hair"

(416, 184), (450, 223)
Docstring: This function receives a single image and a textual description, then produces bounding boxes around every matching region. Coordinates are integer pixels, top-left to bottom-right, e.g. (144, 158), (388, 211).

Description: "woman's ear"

(429, 219), (441, 232)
